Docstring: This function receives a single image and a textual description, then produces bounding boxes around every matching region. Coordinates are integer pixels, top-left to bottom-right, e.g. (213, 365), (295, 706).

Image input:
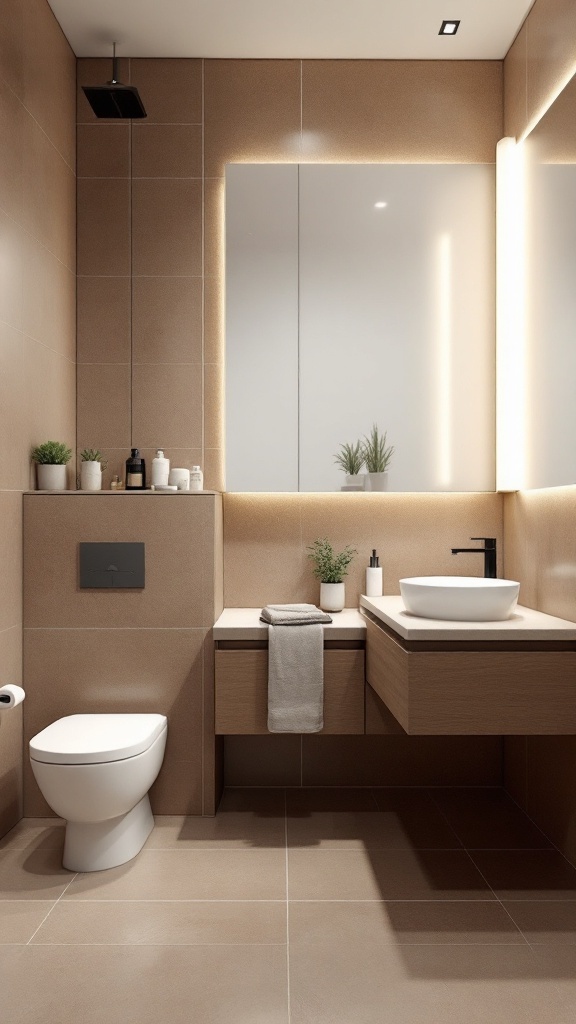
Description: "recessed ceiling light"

(374, 201), (387, 209)
(439, 20), (460, 35)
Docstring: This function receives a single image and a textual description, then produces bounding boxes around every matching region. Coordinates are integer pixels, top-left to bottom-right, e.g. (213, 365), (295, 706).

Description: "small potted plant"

(361, 424), (394, 491)
(31, 441), (73, 491)
(334, 440), (365, 489)
(307, 537), (357, 612)
(80, 449), (107, 491)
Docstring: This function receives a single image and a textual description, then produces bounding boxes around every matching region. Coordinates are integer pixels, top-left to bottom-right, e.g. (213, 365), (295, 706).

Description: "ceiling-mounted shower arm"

(109, 42), (119, 85)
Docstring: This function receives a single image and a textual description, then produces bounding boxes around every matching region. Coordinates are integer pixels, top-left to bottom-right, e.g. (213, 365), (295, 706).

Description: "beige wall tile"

(132, 277), (202, 364)
(22, 114), (75, 270)
(76, 58), (130, 124)
(203, 449), (224, 492)
(77, 277), (131, 364)
(223, 494), (304, 607)
(76, 362), (131, 451)
(131, 362), (203, 449)
(0, 693), (23, 837)
(130, 59), (202, 124)
(21, 235), (75, 359)
(77, 178), (130, 276)
(204, 60), (301, 177)
(0, 323), (27, 491)
(132, 124), (202, 178)
(24, 337), (76, 465)
(132, 179), (202, 276)
(22, 0), (75, 169)
(203, 176), (225, 279)
(0, 77), (24, 222)
(526, 0), (576, 135)
(504, 21), (528, 138)
(203, 363), (224, 449)
(302, 60), (503, 163)
(203, 275), (224, 363)
(0, 209), (23, 331)
(0, 491), (23, 632)
(23, 493), (217, 629)
(0, 0), (24, 100)
(76, 124), (130, 178)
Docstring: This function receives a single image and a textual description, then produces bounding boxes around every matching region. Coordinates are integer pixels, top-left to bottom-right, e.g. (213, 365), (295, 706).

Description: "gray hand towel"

(261, 604), (332, 733)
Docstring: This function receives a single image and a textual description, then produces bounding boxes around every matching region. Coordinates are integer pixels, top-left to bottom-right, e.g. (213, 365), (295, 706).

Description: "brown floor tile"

(289, 900), (523, 946)
(0, 849), (73, 899)
(288, 848), (492, 901)
(431, 787), (551, 849)
(64, 849), (286, 901)
(287, 787), (460, 850)
(148, 789), (285, 849)
(0, 944), (288, 1023)
(503, 901), (576, 944)
(0, 819), (64, 852)
(470, 850), (576, 900)
(530, 945), (576, 1016)
(0, 902), (54, 944)
(31, 899), (286, 946)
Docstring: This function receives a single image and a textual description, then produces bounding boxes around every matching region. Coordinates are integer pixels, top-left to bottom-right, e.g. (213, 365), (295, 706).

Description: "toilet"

(29, 714), (167, 872)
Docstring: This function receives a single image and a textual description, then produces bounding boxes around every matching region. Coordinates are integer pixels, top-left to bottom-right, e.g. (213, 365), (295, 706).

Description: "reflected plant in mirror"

(362, 424), (394, 492)
(334, 440), (365, 489)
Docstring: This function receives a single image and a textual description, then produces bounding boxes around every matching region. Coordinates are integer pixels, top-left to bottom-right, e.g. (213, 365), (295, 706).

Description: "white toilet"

(29, 713), (167, 872)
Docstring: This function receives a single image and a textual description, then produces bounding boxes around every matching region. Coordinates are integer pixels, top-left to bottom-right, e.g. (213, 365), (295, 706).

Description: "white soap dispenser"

(365, 550), (383, 597)
(151, 449), (170, 488)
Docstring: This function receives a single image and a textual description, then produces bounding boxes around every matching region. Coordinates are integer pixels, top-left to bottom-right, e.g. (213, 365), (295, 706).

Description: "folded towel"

(261, 604), (332, 733)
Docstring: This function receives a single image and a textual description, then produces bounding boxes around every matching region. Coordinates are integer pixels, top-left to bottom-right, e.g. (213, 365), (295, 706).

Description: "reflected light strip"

(496, 137), (526, 491)
(437, 233), (452, 488)
(519, 62), (576, 143)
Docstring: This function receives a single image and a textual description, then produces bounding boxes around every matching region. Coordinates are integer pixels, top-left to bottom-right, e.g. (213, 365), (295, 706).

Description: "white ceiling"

(48, 0), (534, 60)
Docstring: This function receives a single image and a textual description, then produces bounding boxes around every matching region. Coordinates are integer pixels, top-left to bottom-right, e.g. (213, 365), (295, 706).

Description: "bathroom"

(2, 0), (576, 1018)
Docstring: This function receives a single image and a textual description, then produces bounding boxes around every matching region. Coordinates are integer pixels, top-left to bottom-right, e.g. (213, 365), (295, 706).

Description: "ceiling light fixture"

(439, 20), (460, 35)
(374, 201), (388, 209)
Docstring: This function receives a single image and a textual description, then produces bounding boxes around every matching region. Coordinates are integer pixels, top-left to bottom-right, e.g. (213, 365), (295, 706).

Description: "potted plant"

(80, 449), (107, 491)
(361, 424), (394, 491)
(307, 537), (357, 612)
(31, 441), (73, 491)
(334, 440), (365, 489)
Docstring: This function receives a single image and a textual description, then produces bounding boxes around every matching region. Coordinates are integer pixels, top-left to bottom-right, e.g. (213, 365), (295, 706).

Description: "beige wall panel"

(526, 0), (576, 134)
(129, 59), (202, 125)
(0, 209), (24, 331)
(77, 277), (131, 364)
(24, 338), (76, 463)
(22, 0), (75, 169)
(77, 178), (130, 277)
(223, 735), (301, 787)
(204, 60), (301, 177)
(0, 323), (27, 491)
(504, 22), (528, 138)
(203, 275), (224, 364)
(223, 493), (305, 608)
(150, 758), (202, 815)
(76, 124), (130, 178)
(23, 494), (217, 630)
(131, 277), (202, 364)
(302, 61), (503, 163)
(21, 235), (76, 359)
(132, 124), (202, 178)
(0, 77), (24, 222)
(0, 683), (23, 838)
(0, 0), (24, 100)
(131, 362), (203, 449)
(76, 362), (131, 451)
(0, 491), (23, 632)
(131, 179), (202, 277)
(203, 363), (224, 450)
(22, 115), (75, 270)
(302, 735), (502, 787)
(23, 627), (205, 816)
(76, 58), (130, 124)
(203, 449), (225, 494)
(203, 176), (224, 279)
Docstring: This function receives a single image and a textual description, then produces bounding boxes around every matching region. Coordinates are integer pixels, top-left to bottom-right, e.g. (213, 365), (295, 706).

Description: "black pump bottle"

(126, 448), (146, 490)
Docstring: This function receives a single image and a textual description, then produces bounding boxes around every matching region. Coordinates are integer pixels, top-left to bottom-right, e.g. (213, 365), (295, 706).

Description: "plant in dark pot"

(307, 537), (357, 612)
(31, 441), (72, 491)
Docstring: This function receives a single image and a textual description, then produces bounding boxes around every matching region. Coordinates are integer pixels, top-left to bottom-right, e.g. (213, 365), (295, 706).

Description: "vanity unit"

(213, 609), (366, 734)
(361, 596), (576, 735)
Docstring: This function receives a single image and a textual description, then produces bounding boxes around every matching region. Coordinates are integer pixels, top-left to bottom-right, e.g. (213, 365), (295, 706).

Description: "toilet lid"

(29, 714), (167, 765)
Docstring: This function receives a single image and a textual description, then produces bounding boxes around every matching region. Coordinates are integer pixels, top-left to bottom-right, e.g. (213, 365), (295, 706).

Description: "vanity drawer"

(215, 646), (365, 735)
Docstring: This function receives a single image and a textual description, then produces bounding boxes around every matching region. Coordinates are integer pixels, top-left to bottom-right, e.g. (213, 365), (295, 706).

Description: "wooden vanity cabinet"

(215, 640), (365, 734)
(365, 614), (576, 735)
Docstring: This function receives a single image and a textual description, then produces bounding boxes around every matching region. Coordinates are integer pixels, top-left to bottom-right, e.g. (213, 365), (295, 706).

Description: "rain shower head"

(82, 44), (146, 119)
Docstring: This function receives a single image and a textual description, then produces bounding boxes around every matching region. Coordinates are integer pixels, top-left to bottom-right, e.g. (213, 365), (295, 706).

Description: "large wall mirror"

(522, 75), (576, 489)
(226, 164), (496, 492)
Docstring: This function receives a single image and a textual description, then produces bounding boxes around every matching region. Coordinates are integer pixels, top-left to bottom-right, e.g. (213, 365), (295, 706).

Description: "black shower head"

(82, 44), (147, 119)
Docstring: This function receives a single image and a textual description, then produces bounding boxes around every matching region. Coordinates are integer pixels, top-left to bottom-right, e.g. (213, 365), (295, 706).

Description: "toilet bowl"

(30, 714), (167, 872)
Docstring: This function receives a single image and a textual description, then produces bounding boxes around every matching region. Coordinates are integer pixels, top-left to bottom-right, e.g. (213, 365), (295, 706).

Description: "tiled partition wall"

(222, 492), (504, 787)
(23, 493), (223, 816)
(502, 0), (576, 866)
(0, 0), (76, 837)
(76, 57), (503, 489)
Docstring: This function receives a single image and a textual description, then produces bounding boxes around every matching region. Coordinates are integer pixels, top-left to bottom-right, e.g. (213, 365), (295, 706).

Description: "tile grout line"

(26, 872), (79, 945)
(285, 788), (291, 1024)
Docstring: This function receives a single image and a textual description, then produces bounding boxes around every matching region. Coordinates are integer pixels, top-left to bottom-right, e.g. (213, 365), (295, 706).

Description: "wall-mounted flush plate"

(79, 542), (145, 589)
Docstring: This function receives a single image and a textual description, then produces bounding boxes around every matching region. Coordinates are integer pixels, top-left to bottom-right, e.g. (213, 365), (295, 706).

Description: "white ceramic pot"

(345, 474), (365, 488)
(80, 461), (102, 491)
(36, 464), (67, 491)
(320, 582), (345, 613)
(365, 471), (389, 492)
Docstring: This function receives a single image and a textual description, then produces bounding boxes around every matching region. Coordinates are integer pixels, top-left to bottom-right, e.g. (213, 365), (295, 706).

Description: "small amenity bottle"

(190, 465), (204, 491)
(125, 448), (146, 490)
(151, 449), (170, 487)
(365, 549), (383, 597)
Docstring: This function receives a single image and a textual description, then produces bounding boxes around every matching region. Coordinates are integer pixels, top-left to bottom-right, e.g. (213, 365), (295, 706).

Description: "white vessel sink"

(399, 576), (520, 622)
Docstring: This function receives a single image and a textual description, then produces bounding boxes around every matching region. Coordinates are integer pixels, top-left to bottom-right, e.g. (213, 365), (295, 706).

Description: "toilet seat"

(30, 714), (167, 765)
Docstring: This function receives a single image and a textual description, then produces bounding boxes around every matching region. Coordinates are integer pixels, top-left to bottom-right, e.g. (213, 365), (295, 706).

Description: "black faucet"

(450, 537), (497, 578)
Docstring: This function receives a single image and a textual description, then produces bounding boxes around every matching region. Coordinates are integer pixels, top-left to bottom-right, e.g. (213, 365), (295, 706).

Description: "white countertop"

(360, 595), (576, 641)
(213, 607), (366, 640)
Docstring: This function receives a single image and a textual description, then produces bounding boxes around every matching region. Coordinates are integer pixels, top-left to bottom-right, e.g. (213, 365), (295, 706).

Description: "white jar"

(190, 465), (203, 491)
(151, 450), (170, 487)
(319, 582), (345, 613)
(168, 467), (190, 491)
(80, 461), (102, 491)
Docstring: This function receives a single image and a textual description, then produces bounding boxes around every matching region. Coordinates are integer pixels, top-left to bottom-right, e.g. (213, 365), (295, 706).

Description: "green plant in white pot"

(334, 440), (365, 489)
(80, 449), (107, 491)
(307, 537), (357, 612)
(31, 441), (72, 491)
(361, 424), (394, 491)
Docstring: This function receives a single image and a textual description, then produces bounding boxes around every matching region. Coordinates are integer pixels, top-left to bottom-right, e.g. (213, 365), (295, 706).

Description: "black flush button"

(79, 543), (145, 589)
